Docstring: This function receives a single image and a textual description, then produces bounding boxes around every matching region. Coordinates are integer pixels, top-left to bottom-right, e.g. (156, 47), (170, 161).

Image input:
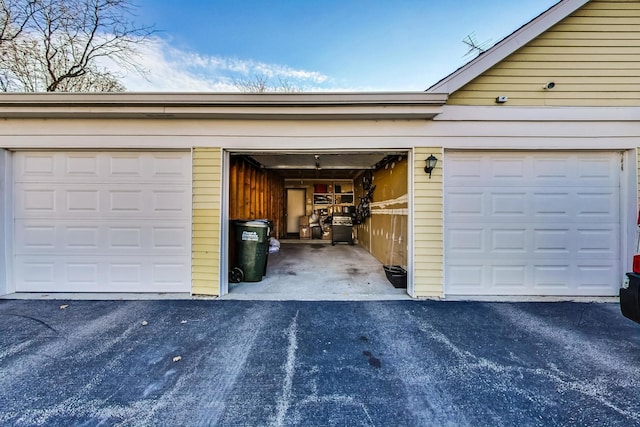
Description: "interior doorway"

(286, 189), (306, 236)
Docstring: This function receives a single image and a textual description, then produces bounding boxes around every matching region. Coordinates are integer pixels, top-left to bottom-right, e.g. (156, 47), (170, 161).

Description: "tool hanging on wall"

(361, 169), (373, 191)
(355, 183), (375, 225)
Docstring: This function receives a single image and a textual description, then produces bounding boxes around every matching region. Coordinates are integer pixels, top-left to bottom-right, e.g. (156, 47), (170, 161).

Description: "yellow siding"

(449, 0), (640, 106)
(413, 147), (444, 298)
(192, 148), (222, 296)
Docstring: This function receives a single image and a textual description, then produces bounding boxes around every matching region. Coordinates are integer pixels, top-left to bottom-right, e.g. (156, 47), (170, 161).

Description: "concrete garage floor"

(0, 299), (638, 426)
(225, 241), (410, 300)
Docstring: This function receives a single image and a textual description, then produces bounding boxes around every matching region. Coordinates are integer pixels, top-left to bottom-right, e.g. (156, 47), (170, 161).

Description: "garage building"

(0, 0), (637, 300)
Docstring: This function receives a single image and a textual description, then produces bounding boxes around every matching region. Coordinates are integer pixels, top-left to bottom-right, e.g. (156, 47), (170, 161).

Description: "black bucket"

(621, 273), (640, 323)
(383, 265), (407, 288)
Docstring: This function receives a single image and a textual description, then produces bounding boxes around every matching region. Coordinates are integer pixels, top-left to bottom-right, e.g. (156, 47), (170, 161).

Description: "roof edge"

(426, 0), (590, 94)
(0, 91), (447, 107)
(0, 92), (448, 120)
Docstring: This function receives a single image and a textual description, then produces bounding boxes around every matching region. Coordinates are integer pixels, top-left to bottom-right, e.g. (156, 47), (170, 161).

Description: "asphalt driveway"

(0, 299), (638, 426)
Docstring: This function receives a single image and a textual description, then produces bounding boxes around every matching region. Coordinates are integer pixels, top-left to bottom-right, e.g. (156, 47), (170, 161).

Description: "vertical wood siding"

(192, 148), (222, 296)
(413, 147), (444, 298)
(368, 157), (408, 268)
(228, 156), (285, 236)
(228, 156), (285, 279)
(449, 0), (640, 106)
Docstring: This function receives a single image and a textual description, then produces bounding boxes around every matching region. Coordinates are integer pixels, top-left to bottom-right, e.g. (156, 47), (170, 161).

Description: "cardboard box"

(300, 226), (310, 239)
(299, 216), (309, 226)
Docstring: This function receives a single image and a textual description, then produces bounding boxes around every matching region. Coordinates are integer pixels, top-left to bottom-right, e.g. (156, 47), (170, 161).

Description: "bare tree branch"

(0, 0), (38, 44)
(234, 73), (304, 93)
(276, 76), (302, 93)
(1, 0), (154, 92)
(234, 73), (270, 93)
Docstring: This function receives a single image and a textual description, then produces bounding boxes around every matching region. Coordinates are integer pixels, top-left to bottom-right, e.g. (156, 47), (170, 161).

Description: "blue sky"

(124, 0), (560, 92)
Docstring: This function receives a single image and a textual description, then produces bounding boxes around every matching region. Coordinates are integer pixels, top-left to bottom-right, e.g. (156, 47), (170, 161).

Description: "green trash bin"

(231, 220), (270, 282)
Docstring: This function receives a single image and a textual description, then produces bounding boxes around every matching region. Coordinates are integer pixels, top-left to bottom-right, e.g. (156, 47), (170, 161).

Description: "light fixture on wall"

(424, 154), (438, 178)
(314, 154), (321, 170)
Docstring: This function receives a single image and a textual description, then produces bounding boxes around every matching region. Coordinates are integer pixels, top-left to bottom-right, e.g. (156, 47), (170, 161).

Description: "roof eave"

(0, 92), (448, 120)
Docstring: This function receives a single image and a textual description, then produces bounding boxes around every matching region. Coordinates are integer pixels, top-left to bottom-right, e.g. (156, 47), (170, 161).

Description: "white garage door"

(13, 151), (192, 293)
(445, 151), (621, 297)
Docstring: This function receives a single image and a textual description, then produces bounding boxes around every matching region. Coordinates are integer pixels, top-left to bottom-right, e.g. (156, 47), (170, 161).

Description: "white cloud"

(112, 37), (337, 92)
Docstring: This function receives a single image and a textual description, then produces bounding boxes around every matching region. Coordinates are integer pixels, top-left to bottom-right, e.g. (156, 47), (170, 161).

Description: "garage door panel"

(110, 155), (142, 177)
(13, 151), (191, 293)
(491, 265), (527, 288)
(153, 226), (189, 249)
(449, 225), (619, 257)
(491, 192), (527, 216)
(576, 265), (618, 291)
(576, 227), (619, 256)
(65, 154), (99, 177)
(533, 192), (571, 217)
(447, 264), (485, 289)
(533, 229), (571, 254)
(153, 263), (190, 285)
(17, 153), (56, 177)
(15, 152), (191, 182)
(151, 154), (190, 178)
(15, 220), (188, 255)
(67, 189), (99, 212)
(446, 192), (483, 216)
(491, 229), (527, 252)
(448, 228), (484, 251)
(448, 263), (618, 296)
(15, 255), (190, 292)
(449, 190), (618, 223)
(576, 191), (618, 220)
(15, 185), (189, 219)
(577, 158), (618, 180)
(19, 189), (56, 212)
(532, 265), (571, 288)
(447, 153), (619, 188)
(533, 158), (570, 179)
(490, 158), (527, 181)
(152, 189), (191, 213)
(445, 151), (620, 297)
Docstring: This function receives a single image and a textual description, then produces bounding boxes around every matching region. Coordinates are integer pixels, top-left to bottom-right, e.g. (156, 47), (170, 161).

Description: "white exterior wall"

(1, 107), (638, 150)
(0, 150), (12, 295)
(0, 104), (637, 297)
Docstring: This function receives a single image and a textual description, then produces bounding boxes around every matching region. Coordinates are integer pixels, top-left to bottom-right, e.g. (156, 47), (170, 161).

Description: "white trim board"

(436, 106), (640, 122)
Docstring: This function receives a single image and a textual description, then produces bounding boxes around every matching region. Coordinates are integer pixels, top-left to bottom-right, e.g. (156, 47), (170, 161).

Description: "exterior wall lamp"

(424, 154), (438, 178)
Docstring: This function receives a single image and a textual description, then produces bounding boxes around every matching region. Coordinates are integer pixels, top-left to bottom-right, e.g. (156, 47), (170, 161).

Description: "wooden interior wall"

(371, 157), (408, 267)
(229, 156), (285, 238)
(354, 157), (408, 267)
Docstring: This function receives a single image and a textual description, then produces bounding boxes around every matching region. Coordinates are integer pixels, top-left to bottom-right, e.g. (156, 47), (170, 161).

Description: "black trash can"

(621, 272), (640, 323)
(231, 220), (270, 282)
(257, 219), (273, 276)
